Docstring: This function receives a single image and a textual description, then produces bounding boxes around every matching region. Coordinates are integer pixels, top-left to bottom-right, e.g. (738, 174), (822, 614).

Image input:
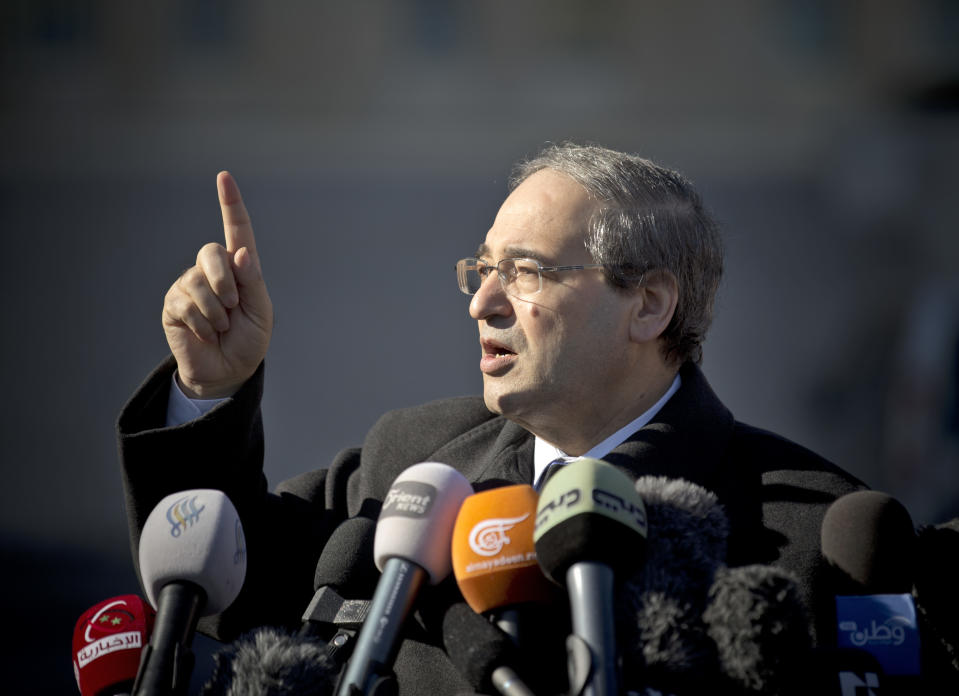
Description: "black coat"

(118, 357), (865, 694)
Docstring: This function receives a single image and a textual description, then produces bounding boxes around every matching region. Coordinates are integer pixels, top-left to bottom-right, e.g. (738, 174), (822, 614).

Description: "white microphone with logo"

(335, 462), (472, 696)
(133, 489), (247, 696)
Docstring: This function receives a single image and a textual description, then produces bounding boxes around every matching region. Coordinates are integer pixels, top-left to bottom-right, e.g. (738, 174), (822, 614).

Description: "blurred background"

(2, 1), (957, 691)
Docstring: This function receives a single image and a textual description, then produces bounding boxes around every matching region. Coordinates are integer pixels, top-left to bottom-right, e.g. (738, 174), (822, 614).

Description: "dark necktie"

(535, 457), (570, 491)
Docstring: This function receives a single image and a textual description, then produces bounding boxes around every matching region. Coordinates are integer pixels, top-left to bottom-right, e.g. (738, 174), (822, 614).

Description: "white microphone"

(133, 489), (247, 696)
(335, 462), (473, 696)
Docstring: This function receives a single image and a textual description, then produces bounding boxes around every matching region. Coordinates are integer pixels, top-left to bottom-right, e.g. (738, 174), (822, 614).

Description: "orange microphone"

(449, 484), (557, 696)
(451, 484), (558, 641)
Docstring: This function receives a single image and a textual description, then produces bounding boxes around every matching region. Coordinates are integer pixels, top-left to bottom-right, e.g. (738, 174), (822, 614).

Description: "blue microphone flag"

(835, 593), (920, 676)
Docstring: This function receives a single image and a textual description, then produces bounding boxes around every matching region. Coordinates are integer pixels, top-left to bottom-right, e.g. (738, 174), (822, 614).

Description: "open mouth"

(479, 338), (518, 374)
(481, 338), (516, 358)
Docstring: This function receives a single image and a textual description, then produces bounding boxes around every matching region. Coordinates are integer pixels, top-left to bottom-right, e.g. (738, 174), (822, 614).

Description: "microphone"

(629, 476), (728, 597)
(300, 516), (379, 649)
(820, 490), (921, 691)
(73, 595), (155, 696)
(441, 602), (536, 696)
(798, 648), (886, 696)
(312, 516), (379, 600)
(449, 484), (555, 695)
(451, 484), (557, 644)
(133, 489), (247, 696)
(914, 517), (959, 685)
(821, 490), (915, 595)
(201, 627), (339, 696)
(703, 564), (813, 695)
(534, 458), (648, 696)
(618, 476), (729, 693)
(619, 477), (812, 695)
(202, 517), (378, 695)
(334, 462), (473, 696)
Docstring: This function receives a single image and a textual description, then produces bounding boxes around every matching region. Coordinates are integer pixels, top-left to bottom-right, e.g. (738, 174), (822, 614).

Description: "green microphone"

(534, 458), (647, 696)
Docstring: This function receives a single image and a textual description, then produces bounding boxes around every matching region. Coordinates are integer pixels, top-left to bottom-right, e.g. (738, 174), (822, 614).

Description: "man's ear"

(628, 270), (679, 345)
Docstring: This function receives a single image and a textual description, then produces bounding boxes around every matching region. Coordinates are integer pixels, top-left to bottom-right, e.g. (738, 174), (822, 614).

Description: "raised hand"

(161, 171), (274, 398)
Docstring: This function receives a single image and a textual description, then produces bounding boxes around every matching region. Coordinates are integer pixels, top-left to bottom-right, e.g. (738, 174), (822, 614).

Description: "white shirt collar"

(532, 373), (681, 485)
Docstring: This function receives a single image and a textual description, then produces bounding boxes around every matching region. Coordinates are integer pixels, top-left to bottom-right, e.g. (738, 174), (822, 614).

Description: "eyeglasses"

(455, 257), (606, 299)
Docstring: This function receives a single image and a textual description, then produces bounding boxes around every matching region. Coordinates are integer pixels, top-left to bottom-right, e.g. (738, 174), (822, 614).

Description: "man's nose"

(469, 271), (513, 320)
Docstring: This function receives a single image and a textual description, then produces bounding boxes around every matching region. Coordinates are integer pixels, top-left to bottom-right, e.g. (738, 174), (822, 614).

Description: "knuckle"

(209, 272), (236, 296)
(196, 242), (227, 265)
(163, 288), (192, 320)
(164, 280), (185, 306)
(178, 266), (208, 292)
(183, 304), (213, 334)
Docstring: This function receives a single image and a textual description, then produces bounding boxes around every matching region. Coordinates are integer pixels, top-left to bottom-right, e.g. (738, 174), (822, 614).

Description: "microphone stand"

(566, 563), (618, 696)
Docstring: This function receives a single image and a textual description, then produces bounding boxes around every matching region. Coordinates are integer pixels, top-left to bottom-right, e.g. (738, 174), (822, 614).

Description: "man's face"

(469, 169), (636, 432)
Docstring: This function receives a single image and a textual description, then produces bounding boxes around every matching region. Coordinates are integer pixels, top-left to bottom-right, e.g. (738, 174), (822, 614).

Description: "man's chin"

(482, 386), (531, 421)
(482, 391), (503, 415)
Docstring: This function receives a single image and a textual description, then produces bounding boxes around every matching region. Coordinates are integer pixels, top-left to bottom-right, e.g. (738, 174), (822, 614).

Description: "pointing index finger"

(217, 171), (257, 255)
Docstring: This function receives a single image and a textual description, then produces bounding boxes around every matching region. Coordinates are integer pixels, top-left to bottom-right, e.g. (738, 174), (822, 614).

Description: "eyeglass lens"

(459, 259), (543, 297)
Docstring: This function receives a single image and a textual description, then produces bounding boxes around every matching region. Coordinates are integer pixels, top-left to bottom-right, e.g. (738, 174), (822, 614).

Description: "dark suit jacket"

(118, 357), (866, 694)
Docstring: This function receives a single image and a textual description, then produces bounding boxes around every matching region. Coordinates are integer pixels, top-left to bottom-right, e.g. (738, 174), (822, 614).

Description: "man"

(118, 143), (864, 693)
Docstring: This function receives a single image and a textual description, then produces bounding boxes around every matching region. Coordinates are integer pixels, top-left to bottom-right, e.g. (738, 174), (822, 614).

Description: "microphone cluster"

(79, 462), (959, 695)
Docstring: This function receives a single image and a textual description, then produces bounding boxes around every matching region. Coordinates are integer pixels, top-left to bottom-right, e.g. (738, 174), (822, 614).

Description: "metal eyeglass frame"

(455, 257), (606, 298)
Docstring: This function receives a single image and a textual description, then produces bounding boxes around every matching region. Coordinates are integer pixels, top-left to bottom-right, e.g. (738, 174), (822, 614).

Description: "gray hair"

(510, 142), (724, 365)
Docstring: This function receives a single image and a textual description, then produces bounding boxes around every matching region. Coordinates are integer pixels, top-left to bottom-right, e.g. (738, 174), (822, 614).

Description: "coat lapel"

(604, 362), (736, 492)
(428, 416), (534, 490)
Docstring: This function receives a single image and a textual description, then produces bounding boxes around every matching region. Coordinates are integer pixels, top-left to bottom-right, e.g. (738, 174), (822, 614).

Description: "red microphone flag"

(72, 594), (155, 696)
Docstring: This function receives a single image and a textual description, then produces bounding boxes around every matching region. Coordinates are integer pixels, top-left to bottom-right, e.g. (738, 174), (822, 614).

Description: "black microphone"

(534, 458), (648, 696)
(820, 490), (922, 692)
(913, 517), (959, 685)
(311, 516), (379, 600)
(300, 515), (379, 654)
(621, 477), (815, 695)
(441, 602), (536, 696)
(133, 489), (247, 696)
(703, 564), (813, 695)
(618, 476), (729, 694)
(201, 627), (340, 696)
(821, 490), (915, 595)
(334, 462), (473, 696)
(201, 517), (378, 695)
